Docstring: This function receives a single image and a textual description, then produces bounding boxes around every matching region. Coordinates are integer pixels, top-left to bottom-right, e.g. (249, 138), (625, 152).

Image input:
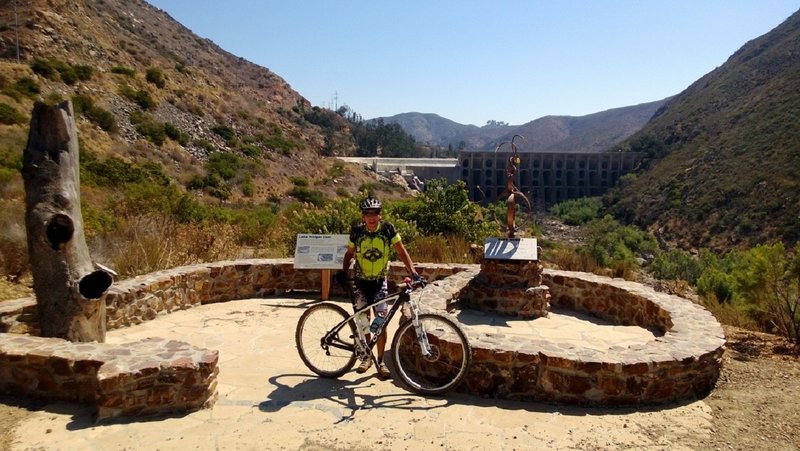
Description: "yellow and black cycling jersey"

(347, 221), (402, 280)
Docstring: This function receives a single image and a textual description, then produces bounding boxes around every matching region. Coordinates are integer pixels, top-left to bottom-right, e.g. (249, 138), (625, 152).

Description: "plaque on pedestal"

(483, 237), (538, 261)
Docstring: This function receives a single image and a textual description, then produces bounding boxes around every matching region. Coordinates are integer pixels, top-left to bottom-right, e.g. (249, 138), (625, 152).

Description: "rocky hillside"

(605, 9), (800, 252)
(0, 0), (376, 205)
(378, 99), (666, 152)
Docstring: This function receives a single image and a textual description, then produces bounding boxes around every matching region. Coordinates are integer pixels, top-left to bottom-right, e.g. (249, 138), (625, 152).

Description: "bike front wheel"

(391, 313), (472, 395)
(295, 303), (358, 378)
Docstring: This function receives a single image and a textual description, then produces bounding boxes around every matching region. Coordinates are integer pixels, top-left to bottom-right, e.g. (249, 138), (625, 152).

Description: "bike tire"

(391, 313), (472, 395)
(295, 302), (358, 378)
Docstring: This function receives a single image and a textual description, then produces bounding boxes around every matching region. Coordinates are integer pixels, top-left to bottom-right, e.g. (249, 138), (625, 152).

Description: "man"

(341, 196), (419, 378)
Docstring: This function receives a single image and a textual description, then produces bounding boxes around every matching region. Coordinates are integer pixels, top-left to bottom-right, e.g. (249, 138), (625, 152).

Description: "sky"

(146, 1), (799, 126)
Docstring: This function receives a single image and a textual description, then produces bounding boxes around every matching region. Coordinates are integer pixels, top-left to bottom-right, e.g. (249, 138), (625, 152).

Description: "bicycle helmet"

(359, 196), (382, 211)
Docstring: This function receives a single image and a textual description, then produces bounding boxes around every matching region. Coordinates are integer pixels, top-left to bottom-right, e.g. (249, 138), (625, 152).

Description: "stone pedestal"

(461, 259), (551, 318)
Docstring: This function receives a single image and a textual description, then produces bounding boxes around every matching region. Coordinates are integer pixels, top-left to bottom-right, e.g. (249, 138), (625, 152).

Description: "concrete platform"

(8, 295), (712, 450)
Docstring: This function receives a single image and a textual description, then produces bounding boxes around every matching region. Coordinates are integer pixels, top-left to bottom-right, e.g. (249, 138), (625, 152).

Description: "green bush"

(391, 178), (498, 243)
(696, 268), (737, 303)
(72, 94), (117, 132)
(0, 102), (26, 125)
(119, 84), (156, 109)
(289, 186), (326, 206)
(81, 154), (159, 186)
(551, 197), (602, 225)
(290, 176), (309, 187)
(135, 121), (166, 146)
(232, 204), (278, 245)
(239, 143), (261, 157)
(30, 59), (93, 85)
(145, 67), (166, 88)
(285, 196), (419, 254)
(111, 66), (136, 76)
(253, 123), (301, 156)
(241, 175), (255, 197)
(211, 124), (235, 143)
(30, 58), (59, 80)
(193, 139), (215, 153)
(86, 106), (117, 132)
(580, 215), (658, 269)
(163, 122), (189, 146)
(0, 144), (23, 190)
(12, 77), (40, 99)
(73, 65), (94, 81)
(650, 248), (704, 283)
(206, 152), (242, 180)
(288, 198), (360, 237)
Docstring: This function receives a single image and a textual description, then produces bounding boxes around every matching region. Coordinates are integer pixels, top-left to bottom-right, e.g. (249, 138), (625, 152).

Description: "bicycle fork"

(408, 299), (433, 357)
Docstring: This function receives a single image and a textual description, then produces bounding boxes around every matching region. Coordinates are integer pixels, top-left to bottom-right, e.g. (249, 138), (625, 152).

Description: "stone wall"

(0, 335), (218, 421)
(0, 259), (725, 413)
(415, 267), (726, 406)
(0, 259), (468, 420)
(459, 260), (551, 318)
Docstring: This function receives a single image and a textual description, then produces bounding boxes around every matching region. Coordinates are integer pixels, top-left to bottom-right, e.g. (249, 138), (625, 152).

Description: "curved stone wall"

(1, 259), (725, 415)
(418, 267), (726, 406)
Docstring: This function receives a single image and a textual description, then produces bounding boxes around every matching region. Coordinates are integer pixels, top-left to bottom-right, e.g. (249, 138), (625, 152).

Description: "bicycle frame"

(322, 280), (430, 365)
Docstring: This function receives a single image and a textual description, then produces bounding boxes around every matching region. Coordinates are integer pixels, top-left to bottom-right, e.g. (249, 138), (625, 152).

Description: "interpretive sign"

(293, 234), (349, 269)
(484, 237), (538, 261)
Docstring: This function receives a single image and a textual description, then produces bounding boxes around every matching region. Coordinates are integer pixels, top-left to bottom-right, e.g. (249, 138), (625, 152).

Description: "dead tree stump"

(21, 101), (112, 342)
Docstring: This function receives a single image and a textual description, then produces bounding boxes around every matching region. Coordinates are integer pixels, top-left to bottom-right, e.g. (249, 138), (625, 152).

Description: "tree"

(21, 101), (113, 342)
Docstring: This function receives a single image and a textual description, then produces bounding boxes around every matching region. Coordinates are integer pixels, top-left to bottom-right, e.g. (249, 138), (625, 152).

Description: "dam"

(339, 151), (644, 207)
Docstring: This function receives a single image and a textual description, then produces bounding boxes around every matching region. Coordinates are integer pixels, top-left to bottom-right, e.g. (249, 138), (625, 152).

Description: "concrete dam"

(338, 151), (644, 207)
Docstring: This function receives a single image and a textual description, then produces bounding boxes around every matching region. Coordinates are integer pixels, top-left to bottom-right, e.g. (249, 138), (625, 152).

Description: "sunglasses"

(362, 210), (381, 217)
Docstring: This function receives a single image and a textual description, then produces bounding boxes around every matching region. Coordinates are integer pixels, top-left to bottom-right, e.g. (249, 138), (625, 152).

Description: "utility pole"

(14, 0), (20, 63)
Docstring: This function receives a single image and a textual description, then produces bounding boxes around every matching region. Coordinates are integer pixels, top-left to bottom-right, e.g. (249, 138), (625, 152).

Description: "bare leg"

(377, 329), (388, 362)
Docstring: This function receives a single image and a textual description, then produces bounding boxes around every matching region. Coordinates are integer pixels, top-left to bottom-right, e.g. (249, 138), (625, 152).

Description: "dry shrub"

(89, 215), (241, 278)
(703, 297), (760, 330)
(409, 235), (481, 264)
(0, 201), (28, 281)
(548, 246), (599, 273)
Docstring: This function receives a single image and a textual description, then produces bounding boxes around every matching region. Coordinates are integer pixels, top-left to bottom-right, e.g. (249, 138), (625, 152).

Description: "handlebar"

(334, 270), (427, 291)
(402, 275), (427, 290)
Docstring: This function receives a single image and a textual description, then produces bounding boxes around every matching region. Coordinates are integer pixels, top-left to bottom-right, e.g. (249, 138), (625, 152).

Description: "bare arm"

(393, 241), (417, 276)
(342, 246), (355, 273)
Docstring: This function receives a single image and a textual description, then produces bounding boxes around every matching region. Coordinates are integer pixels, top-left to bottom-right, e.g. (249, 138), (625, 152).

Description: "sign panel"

(484, 237), (538, 261)
(293, 234), (349, 269)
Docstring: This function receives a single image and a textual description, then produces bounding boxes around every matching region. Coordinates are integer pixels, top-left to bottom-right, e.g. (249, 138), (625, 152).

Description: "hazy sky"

(147, 1), (798, 126)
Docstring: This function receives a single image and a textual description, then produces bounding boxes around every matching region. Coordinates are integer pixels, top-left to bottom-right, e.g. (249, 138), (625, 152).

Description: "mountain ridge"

(605, 8), (800, 251)
(376, 98), (667, 153)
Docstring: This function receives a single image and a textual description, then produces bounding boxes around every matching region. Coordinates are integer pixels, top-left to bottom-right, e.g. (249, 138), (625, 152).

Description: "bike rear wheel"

(295, 303), (358, 378)
(391, 313), (472, 395)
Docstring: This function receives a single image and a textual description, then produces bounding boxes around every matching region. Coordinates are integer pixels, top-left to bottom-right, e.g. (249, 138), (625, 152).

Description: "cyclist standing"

(341, 196), (420, 379)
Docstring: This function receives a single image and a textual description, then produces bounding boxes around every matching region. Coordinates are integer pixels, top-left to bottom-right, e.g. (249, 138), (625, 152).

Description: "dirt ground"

(1, 324), (798, 450)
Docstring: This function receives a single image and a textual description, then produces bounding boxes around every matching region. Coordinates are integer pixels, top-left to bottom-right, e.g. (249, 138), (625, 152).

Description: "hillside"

(605, 8), (800, 252)
(378, 99), (666, 152)
(0, 0), (381, 206)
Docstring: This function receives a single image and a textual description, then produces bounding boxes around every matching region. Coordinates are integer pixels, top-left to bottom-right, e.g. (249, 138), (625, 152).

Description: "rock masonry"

(0, 258), (726, 419)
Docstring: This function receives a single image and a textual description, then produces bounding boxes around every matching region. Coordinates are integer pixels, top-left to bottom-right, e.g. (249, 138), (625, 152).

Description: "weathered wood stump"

(21, 101), (112, 342)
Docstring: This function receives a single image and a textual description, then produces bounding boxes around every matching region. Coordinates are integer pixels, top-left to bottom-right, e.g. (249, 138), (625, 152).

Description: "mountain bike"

(295, 275), (472, 396)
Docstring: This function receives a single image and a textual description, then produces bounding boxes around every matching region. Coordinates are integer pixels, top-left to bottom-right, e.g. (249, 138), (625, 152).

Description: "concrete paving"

(9, 295), (712, 450)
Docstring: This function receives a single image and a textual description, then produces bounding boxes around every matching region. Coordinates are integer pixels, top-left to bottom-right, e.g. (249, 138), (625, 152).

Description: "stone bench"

(0, 334), (218, 421)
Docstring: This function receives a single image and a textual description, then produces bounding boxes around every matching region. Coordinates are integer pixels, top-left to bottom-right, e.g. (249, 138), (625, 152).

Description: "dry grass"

(545, 245), (638, 280)
(408, 235), (482, 265)
(0, 200), (27, 283)
(0, 277), (32, 302)
(89, 214), (244, 278)
(703, 298), (760, 331)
